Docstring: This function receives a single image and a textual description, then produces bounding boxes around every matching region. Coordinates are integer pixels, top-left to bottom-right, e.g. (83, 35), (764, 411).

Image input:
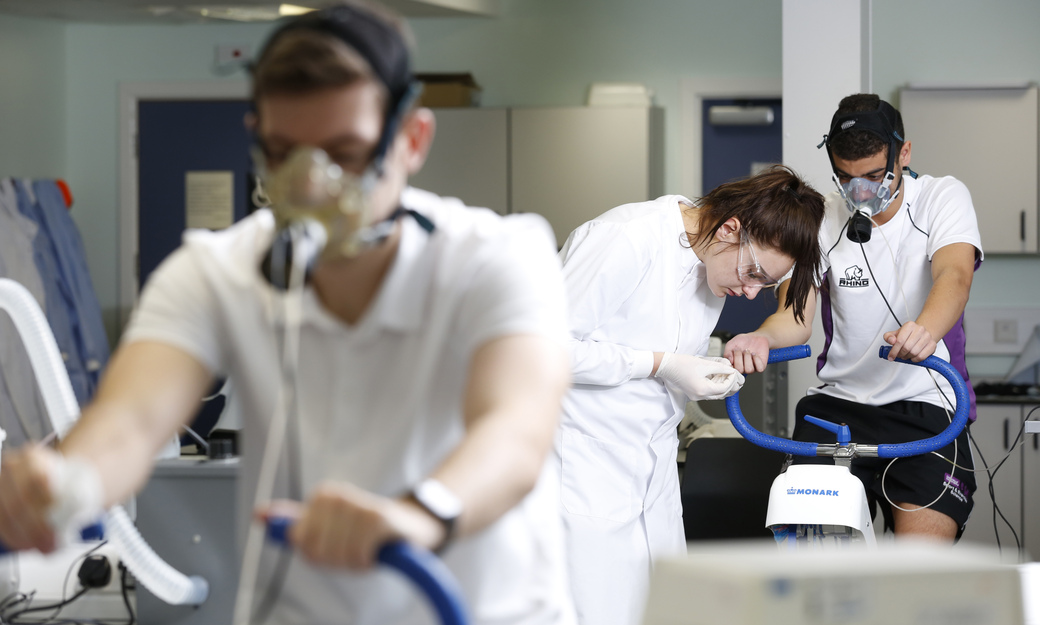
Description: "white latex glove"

(654, 353), (745, 401)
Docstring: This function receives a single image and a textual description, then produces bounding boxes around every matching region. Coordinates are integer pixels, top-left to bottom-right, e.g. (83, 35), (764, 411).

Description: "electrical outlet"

(994, 319), (1018, 344)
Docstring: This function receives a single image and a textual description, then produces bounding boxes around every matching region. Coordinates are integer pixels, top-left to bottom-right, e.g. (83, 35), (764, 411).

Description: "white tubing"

(104, 505), (209, 605)
(0, 277), (208, 605)
(0, 279), (79, 439)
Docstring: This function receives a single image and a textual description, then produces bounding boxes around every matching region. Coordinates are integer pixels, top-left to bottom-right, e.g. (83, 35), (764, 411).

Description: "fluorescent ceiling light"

(186, 5), (282, 21)
(280, 4), (316, 16)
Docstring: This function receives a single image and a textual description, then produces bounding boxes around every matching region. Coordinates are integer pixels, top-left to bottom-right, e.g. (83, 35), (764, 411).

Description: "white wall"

(0, 15), (66, 177)
(0, 0), (1037, 381)
(63, 22), (272, 338)
(782, 0), (868, 422)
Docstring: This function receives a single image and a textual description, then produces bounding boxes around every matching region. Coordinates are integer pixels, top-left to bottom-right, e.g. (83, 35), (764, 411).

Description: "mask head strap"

(817, 99), (904, 180)
(257, 4), (423, 175)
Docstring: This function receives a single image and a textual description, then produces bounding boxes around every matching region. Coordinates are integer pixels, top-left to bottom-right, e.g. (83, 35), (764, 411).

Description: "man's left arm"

(884, 242), (977, 361)
(265, 333), (570, 568)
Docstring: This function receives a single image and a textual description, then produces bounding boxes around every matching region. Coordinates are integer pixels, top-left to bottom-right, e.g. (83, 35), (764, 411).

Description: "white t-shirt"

(123, 187), (575, 625)
(810, 174), (983, 410)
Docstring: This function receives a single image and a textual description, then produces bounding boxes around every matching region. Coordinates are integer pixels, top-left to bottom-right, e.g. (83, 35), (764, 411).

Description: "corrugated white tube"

(0, 278), (79, 439)
(104, 505), (209, 605)
(0, 277), (208, 605)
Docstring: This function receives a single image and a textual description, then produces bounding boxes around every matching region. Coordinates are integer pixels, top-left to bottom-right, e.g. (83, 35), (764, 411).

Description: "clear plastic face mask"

(256, 146), (380, 260)
(833, 173), (895, 218)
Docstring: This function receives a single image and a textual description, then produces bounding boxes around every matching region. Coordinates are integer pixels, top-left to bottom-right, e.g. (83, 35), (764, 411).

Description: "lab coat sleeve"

(559, 220), (655, 387)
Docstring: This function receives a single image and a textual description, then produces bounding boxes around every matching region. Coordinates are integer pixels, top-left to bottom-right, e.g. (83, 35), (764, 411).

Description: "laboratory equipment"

(0, 277), (209, 605)
(725, 344), (970, 546)
(640, 540), (1024, 625)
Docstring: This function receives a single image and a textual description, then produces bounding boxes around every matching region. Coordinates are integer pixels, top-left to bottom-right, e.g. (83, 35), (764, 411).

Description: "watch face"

(415, 479), (462, 520)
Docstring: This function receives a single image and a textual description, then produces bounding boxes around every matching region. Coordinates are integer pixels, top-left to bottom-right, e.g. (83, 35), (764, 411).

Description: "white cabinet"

(409, 108), (510, 215)
(1024, 406), (1040, 559)
(960, 402), (1040, 561)
(411, 106), (665, 247)
(511, 107), (664, 247)
(960, 404), (1024, 554)
(900, 86), (1038, 254)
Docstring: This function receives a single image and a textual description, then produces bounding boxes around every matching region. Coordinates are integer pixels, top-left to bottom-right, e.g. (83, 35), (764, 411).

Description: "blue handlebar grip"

(377, 542), (469, 625)
(727, 346), (820, 456)
(766, 344), (812, 365)
(0, 522), (106, 556)
(875, 347), (970, 458)
(265, 516), (292, 547)
(264, 518), (469, 625)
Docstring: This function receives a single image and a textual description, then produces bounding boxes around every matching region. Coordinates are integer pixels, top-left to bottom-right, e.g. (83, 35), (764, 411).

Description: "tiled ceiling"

(0, 0), (499, 23)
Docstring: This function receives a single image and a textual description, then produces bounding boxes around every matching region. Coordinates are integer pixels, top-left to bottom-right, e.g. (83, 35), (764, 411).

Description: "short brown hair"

(251, 1), (414, 106)
(688, 165), (825, 324)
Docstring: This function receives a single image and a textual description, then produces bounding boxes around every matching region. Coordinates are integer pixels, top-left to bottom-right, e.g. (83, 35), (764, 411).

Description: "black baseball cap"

(820, 99), (904, 174)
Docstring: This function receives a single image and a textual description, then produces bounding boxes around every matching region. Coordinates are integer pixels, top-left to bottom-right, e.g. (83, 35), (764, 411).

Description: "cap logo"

(841, 120), (856, 130)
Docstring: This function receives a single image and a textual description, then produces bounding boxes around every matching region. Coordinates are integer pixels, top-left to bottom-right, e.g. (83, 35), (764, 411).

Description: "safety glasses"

(737, 230), (781, 287)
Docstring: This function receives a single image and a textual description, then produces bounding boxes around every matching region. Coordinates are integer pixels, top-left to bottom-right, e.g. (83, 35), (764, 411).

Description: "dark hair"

(251, 0), (414, 105)
(828, 93), (905, 162)
(688, 165), (824, 324)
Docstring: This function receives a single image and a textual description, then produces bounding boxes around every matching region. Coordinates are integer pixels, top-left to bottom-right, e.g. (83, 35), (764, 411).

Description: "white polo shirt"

(811, 174), (983, 410)
(123, 187), (575, 625)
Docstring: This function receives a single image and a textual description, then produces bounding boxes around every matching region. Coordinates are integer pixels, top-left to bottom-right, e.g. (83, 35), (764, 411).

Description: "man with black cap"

(725, 93), (983, 542)
(0, 2), (577, 622)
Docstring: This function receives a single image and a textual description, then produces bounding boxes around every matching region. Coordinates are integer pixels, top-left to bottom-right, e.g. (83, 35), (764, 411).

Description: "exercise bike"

(725, 344), (970, 548)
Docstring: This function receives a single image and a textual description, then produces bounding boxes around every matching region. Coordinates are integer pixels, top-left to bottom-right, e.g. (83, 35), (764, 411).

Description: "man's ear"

(398, 107), (436, 176)
(244, 111), (257, 132)
(899, 139), (912, 169)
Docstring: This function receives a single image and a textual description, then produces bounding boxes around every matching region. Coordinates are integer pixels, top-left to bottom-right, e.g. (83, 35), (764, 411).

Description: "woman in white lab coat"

(556, 166), (825, 625)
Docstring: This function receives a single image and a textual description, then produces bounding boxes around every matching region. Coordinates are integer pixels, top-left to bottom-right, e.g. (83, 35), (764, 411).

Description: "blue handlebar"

(874, 346), (970, 458)
(265, 518), (469, 625)
(725, 345), (970, 459)
(0, 522), (105, 556)
(725, 345), (821, 457)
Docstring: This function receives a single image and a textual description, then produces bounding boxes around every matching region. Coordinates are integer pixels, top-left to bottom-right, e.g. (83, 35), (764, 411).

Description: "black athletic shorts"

(791, 393), (975, 538)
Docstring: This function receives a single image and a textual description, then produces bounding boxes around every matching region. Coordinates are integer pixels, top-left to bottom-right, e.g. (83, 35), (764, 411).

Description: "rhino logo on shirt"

(838, 265), (869, 288)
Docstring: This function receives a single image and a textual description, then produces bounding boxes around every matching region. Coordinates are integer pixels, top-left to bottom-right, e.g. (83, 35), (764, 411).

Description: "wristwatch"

(409, 478), (463, 553)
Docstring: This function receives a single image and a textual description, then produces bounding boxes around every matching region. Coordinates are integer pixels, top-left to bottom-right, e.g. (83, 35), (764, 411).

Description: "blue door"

(137, 98), (254, 441)
(702, 98), (783, 337)
(137, 99), (254, 288)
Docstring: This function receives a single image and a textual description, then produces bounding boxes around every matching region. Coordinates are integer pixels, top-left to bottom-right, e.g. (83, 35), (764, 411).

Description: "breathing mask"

(818, 99), (905, 243)
(258, 146), (383, 258)
(252, 3), (424, 289)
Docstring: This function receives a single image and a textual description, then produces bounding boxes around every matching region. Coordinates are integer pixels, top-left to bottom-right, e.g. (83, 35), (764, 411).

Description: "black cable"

(857, 239), (903, 328)
(986, 409), (1030, 555)
(967, 427), (1020, 554)
(4, 587), (89, 622)
(0, 591), (35, 620)
(3, 542), (109, 624)
(119, 563), (135, 625)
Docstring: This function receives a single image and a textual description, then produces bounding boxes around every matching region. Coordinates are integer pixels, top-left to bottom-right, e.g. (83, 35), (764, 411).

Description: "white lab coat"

(555, 195), (725, 625)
